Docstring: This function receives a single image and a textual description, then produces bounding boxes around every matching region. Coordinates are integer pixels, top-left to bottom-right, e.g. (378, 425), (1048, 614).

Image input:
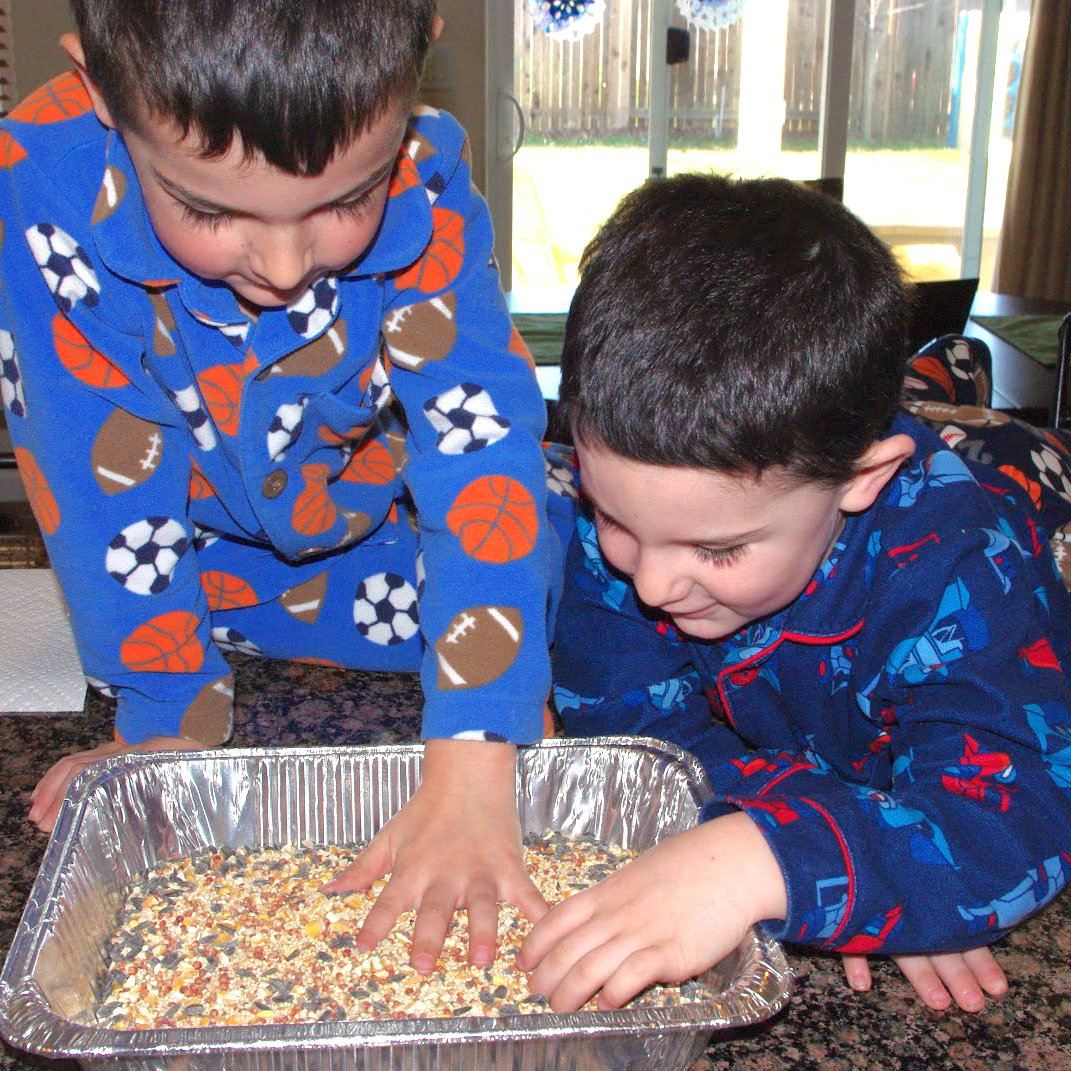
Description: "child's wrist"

(703, 810), (788, 924)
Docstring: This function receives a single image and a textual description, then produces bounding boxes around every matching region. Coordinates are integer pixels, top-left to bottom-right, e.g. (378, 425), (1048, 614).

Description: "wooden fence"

(514, 0), (973, 146)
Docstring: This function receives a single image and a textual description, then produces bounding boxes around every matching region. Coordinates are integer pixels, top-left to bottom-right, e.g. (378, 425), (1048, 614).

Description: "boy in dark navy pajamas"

(518, 174), (1071, 1015)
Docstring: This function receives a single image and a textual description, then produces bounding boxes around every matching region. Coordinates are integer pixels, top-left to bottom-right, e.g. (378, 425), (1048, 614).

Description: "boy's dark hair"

(559, 173), (910, 484)
(70, 0), (436, 175)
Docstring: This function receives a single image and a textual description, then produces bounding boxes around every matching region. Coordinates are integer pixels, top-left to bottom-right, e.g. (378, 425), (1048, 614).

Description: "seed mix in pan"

(98, 831), (715, 1028)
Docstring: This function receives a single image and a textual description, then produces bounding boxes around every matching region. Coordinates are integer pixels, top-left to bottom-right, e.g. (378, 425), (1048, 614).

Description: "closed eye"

(694, 544), (747, 566)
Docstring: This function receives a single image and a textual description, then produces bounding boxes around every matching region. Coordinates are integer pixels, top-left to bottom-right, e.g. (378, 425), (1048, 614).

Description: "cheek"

(595, 529), (636, 576)
(147, 209), (237, 279)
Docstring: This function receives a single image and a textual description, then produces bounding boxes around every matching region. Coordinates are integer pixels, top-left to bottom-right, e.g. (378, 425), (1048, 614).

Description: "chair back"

(907, 278), (980, 356)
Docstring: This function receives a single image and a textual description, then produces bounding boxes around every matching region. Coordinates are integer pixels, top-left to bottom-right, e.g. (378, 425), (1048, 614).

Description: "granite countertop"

(2, 655), (1070, 1071)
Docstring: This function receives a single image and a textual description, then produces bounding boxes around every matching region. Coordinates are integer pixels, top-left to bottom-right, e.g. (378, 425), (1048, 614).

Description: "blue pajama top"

(0, 74), (557, 748)
(554, 413), (1071, 952)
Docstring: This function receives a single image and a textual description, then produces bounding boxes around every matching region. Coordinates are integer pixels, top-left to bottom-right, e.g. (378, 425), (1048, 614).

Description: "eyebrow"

(584, 495), (766, 548)
(153, 157), (397, 216)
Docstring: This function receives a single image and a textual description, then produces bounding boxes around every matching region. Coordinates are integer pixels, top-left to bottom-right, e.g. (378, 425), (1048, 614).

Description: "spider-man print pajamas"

(554, 413), (1071, 952)
(0, 73), (575, 747)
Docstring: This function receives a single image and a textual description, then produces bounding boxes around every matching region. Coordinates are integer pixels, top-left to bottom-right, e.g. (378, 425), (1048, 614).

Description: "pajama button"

(262, 470), (288, 499)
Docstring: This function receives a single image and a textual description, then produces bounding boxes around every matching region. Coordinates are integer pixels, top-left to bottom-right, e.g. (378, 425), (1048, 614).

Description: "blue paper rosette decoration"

(527, 0), (607, 42)
(676, 0), (748, 31)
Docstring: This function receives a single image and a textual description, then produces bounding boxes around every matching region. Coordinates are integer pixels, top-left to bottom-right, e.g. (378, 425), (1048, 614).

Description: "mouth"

(667, 605), (716, 620)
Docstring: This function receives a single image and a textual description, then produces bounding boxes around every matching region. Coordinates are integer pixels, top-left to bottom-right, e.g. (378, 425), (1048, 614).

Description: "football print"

(0, 329), (25, 417)
(281, 571), (328, 623)
(435, 605), (523, 690)
(353, 571), (420, 646)
(287, 276), (339, 338)
(270, 322), (346, 377)
(180, 674), (235, 746)
(423, 382), (510, 455)
(25, 222), (101, 313)
(106, 516), (189, 595)
(91, 410), (164, 493)
(91, 165), (127, 225)
(267, 397), (308, 461)
(381, 291), (457, 370)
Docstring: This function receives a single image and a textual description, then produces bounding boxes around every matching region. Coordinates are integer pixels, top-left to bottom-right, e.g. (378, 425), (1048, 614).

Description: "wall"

(9, 0), (72, 102)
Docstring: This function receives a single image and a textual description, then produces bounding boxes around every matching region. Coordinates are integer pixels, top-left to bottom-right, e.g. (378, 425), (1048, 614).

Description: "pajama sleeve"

(0, 121), (234, 746)
(379, 113), (557, 744)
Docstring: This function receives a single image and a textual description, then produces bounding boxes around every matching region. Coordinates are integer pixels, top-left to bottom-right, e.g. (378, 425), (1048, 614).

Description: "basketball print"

(388, 152), (421, 199)
(0, 130), (27, 170)
(446, 475), (538, 564)
(340, 437), (396, 485)
(353, 572), (420, 646)
(908, 355), (955, 402)
(201, 571), (259, 612)
(27, 224), (101, 314)
(52, 313), (130, 387)
(197, 351), (258, 436)
(120, 611), (204, 673)
(381, 291), (457, 370)
(8, 71), (92, 123)
(91, 410), (163, 493)
(0, 329), (26, 417)
(14, 446), (60, 535)
(292, 463), (337, 536)
(189, 462), (216, 501)
(434, 605), (523, 690)
(508, 323), (536, 369)
(106, 516), (189, 595)
(391, 207), (465, 293)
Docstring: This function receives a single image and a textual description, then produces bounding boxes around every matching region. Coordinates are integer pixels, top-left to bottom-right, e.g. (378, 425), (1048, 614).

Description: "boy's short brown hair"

(70, 0), (437, 175)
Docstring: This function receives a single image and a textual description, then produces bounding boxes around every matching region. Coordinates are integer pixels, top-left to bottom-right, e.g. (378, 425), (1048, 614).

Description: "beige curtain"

(993, 0), (1071, 303)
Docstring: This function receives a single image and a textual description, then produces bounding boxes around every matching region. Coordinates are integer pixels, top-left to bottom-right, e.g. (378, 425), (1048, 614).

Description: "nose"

(247, 225), (314, 294)
(631, 549), (689, 610)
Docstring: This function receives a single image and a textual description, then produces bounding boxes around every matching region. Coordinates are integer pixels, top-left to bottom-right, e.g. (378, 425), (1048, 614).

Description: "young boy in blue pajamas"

(0, 0), (574, 970)
(518, 174), (1071, 1014)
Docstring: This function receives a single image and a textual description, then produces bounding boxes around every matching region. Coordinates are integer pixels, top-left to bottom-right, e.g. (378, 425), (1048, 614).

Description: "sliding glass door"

(486, 0), (1030, 302)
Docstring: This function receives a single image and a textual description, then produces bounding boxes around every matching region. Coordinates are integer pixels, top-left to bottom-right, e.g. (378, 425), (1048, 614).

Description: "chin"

(670, 615), (741, 642)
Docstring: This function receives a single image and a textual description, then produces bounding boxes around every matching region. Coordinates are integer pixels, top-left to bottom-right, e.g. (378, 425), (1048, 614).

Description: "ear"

(838, 433), (915, 514)
(431, 15), (444, 43)
(59, 33), (118, 130)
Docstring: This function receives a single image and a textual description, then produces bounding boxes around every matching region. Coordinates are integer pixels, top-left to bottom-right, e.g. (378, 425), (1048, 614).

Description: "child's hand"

(516, 812), (787, 1012)
(322, 738), (547, 971)
(29, 736), (203, 833)
(840, 947), (1008, 1012)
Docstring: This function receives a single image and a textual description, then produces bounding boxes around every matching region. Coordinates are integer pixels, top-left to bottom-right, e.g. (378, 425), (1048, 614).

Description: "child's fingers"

(354, 878), (413, 953)
(892, 955), (953, 1011)
(508, 873), (551, 925)
(408, 893), (459, 973)
(461, 879), (501, 968)
(596, 944), (664, 1011)
(840, 954), (873, 992)
(321, 839), (390, 894)
(928, 953), (988, 1013)
(962, 946), (1008, 996)
(538, 937), (622, 1013)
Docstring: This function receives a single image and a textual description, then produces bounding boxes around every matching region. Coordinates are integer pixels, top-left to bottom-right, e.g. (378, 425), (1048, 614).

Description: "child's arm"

(322, 110), (561, 963)
(518, 812), (786, 1011)
(325, 739), (547, 968)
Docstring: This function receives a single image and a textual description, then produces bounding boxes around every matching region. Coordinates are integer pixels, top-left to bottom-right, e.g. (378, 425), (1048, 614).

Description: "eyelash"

(177, 188), (377, 231)
(592, 509), (745, 567)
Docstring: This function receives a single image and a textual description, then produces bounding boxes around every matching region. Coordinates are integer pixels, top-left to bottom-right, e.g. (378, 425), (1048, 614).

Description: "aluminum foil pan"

(1, 737), (792, 1070)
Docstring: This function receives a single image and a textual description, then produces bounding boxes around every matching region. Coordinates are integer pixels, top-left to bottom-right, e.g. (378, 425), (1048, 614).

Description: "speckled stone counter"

(2, 655), (1070, 1071)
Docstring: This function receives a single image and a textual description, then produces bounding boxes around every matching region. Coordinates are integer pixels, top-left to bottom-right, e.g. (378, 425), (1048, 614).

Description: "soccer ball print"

(287, 276), (339, 338)
(106, 516), (189, 595)
(25, 222), (101, 313)
(0, 329), (26, 417)
(353, 571), (420, 646)
(423, 383), (510, 455)
(266, 397), (308, 461)
(211, 626), (262, 656)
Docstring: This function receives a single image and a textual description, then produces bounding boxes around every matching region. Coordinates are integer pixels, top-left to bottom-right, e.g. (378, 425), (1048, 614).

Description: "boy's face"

(119, 104), (409, 308)
(575, 440), (861, 642)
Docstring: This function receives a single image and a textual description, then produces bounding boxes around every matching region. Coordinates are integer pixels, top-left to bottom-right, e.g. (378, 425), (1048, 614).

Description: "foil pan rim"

(1, 739), (793, 1058)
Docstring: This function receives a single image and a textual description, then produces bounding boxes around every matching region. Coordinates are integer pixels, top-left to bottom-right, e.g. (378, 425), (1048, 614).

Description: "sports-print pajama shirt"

(553, 413), (1071, 952)
(0, 72), (575, 748)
